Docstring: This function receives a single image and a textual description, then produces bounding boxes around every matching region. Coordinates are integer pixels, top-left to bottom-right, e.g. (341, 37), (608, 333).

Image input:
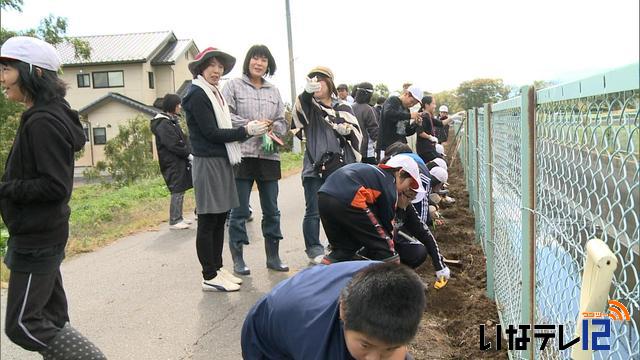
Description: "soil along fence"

(455, 63), (639, 359)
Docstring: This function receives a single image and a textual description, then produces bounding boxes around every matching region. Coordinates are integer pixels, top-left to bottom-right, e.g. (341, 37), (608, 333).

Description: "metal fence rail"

(458, 63), (639, 359)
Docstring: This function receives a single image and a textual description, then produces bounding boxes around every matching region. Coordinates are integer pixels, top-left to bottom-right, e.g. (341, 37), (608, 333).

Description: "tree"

(455, 78), (511, 110)
(533, 80), (558, 90)
(103, 116), (159, 186)
(371, 83), (390, 105)
(433, 90), (462, 113)
(0, 3), (92, 175)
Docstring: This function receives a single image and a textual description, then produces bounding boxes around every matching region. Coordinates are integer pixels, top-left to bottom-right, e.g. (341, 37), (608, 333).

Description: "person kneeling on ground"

(318, 154), (426, 264)
(241, 261), (426, 359)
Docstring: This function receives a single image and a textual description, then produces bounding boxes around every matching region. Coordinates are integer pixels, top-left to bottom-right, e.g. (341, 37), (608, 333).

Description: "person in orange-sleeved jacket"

(317, 155), (426, 264)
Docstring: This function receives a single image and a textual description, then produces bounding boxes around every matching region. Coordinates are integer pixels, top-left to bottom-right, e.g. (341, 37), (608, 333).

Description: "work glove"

(333, 123), (352, 136)
(428, 135), (439, 143)
(262, 133), (275, 154)
(187, 154), (194, 165)
(305, 76), (322, 93)
(246, 120), (269, 136)
(434, 266), (450, 289)
(436, 266), (451, 280)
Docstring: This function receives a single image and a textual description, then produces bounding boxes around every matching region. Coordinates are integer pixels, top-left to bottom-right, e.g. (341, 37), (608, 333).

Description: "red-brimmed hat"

(188, 47), (235, 77)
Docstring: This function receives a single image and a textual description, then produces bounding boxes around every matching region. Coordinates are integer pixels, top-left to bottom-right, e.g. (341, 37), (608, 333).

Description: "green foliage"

(279, 151), (303, 173)
(371, 83), (390, 105)
(0, 228), (7, 257)
(456, 78), (511, 110)
(0, 5), (90, 61)
(0, 94), (24, 175)
(434, 90), (462, 113)
(103, 115), (159, 187)
(70, 177), (169, 228)
(0, 0), (22, 11)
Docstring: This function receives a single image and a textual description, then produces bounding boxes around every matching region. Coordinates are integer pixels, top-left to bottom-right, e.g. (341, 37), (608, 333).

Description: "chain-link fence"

(456, 63), (639, 359)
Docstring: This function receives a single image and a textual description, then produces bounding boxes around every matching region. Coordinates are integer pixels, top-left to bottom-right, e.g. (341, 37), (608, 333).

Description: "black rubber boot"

(39, 323), (106, 359)
(229, 242), (250, 275)
(265, 239), (289, 272)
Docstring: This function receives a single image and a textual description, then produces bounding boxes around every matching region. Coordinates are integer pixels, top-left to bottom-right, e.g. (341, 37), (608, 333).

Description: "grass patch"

(0, 151), (304, 284)
(280, 151), (304, 175)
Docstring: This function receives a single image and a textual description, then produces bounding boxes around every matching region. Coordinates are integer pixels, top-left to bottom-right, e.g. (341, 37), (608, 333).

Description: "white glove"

(428, 135), (439, 143)
(305, 77), (321, 93)
(187, 154), (194, 163)
(246, 120), (269, 136)
(436, 266), (451, 280)
(333, 123), (352, 136)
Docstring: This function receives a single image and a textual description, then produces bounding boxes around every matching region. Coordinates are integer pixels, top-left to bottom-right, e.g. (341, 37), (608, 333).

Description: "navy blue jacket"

(241, 261), (378, 359)
(318, 163), (398, 235)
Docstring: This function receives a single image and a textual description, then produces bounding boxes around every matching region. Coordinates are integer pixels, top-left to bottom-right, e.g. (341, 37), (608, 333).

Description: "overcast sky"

(2, 0), (638, 103)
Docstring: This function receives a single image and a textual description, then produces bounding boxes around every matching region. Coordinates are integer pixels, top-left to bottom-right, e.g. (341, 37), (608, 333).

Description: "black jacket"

(377, 96), (417, 151)
(182, 85), (248, 158)
(150, 113), (193, 193)
(0, 100), (85, 249)
(416, 113), (437, 158)
(351, 103), (379, 157)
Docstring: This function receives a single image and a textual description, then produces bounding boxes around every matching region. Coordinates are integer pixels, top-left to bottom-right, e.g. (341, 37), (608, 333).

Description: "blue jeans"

(229, 179), (283, 247)
(302, 176), (325, 258)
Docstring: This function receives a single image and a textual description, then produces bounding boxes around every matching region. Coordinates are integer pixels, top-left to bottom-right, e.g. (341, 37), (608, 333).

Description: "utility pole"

(285, 0), (301, 152)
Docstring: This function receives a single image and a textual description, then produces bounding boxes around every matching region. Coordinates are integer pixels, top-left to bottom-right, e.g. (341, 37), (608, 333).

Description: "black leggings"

(196, 212), (228, 280)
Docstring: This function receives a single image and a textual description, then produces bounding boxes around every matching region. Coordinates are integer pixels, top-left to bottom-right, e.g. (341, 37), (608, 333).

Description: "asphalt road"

(1, 173), (320, 360)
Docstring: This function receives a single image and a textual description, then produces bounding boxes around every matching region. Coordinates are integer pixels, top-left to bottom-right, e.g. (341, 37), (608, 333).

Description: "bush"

(103, 115), (159, 187)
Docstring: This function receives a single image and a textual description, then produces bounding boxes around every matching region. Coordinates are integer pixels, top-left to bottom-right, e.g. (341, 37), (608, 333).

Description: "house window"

(148, 71), (155, 89)
(93, 127), (107, 145)
(92, 71), (124, 88)
(77, 73), (90, 88)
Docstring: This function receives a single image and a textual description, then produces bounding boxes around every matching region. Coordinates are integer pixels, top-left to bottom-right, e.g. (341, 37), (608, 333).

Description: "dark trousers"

(302, 177), (325, 258)
(229, 179), (283, 247)
(361, 156), (378, 165)
(318, 193), (395, 262)
(395, 232), (428, 269)
(196, 212), (228, 280)
(5, 269), (69, 352)
(169, 191), (185, 225)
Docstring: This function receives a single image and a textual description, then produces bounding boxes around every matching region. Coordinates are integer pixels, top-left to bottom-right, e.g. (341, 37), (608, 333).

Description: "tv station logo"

(479, 300), (630, 351)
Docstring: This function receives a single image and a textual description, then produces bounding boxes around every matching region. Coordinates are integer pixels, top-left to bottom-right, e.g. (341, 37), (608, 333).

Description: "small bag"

(312, 150), (345, 179)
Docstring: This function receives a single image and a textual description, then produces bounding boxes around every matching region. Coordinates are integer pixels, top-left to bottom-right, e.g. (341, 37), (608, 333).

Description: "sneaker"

(218, 268), (243, 284)
(310, 254), (325, 265)
(183, 219), (194, 225)
(202, 275), (240, 292)
(170, 221), (190, 230)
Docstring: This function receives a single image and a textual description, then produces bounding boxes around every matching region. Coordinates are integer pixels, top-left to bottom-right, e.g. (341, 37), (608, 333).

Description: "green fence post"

(474, 107), (481, 244)
(519, 86), (536, 360)
(465, 110), (470, 196)
(484, 103), (495, 300)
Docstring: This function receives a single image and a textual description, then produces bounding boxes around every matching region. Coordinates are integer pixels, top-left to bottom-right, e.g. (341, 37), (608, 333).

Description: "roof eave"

(62, 59), (147, 67)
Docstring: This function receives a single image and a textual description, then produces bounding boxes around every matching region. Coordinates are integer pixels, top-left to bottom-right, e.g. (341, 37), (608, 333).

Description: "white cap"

(439, 105), (449, 112)
(430, 166), (448, 184)
(432, 158), (448, 171)
(436, 144), (446, 156)
(406, 85), (423, 105)
(382, 154), (427, 194)
(0, 36), (61, 72)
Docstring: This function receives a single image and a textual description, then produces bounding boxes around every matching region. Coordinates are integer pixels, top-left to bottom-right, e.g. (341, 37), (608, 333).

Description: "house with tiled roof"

(55, 31), (199, 167)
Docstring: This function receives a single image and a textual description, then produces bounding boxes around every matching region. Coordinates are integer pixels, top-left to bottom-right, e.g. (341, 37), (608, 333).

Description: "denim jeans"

(302, 176), (325, 258)
(229, 179), (283, 247)
(169, 192), (185, 225)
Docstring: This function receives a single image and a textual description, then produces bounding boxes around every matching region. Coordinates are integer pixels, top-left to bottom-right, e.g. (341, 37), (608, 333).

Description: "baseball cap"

(436, 144), (446, 156)
(439, 105), (449, 113)
(0, 36), (61, 72)
(380, 154), (427, 194)
(430, 166), (448, 184)
(432, 157), (448, 171)
(407, 85), (423, 105)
